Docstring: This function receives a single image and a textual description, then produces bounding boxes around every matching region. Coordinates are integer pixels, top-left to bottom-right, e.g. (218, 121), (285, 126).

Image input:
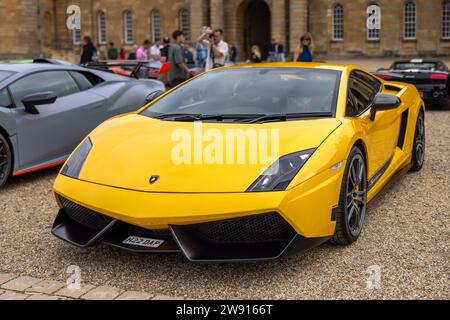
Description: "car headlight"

(61, 137), (92, 179)
(247, 149), (316, 192)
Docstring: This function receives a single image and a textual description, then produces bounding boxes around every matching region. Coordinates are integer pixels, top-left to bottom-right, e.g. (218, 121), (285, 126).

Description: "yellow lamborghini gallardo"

(51, 63), (425, 262)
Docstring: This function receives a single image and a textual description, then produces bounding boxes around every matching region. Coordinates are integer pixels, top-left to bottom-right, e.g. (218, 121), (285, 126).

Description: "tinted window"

(70, 71), (94, 90)
(393, 62), (437, 70)
(0, 88), (12, 108)
(142, 68), (341, 117)
(347, 72), (377, 116)
(9, 71), (80, 108)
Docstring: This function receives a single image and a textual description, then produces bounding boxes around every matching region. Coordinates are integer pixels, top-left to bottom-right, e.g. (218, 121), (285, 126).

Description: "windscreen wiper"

(154, 113), (266, 122)
(153, 113), (202, 121)
(247, 112), (333, 124)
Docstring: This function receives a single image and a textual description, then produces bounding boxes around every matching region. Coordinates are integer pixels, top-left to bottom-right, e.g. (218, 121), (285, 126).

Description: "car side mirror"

(21, 91), (57, 114)
(145, 90), (165, 103)
(370, 93), (401, 121)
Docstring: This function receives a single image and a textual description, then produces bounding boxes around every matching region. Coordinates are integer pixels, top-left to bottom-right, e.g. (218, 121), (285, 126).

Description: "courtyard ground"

(0, 58), (449, 300)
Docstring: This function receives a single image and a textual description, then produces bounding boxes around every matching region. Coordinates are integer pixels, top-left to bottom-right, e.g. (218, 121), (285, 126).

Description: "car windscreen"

(393, 62), (437, 71)
(141, 68), (341, 119)
(0, 70), (14, 82)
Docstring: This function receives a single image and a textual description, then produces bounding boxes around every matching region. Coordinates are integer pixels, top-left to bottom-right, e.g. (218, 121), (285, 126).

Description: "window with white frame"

(332, 4), (344, 41)
(403, 2), (416, 40)
(98, 11), (107, 44)
(123, 10), (133, 44)
(179, 9), (190, 41)
(73, 29), (81, 45)
(151, 9), (161, 42)
(367, 4), (381, 40)
(443, 0), (450, 39)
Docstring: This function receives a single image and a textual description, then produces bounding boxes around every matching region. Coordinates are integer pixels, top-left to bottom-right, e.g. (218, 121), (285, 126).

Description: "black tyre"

(330, 146), (367, 245)
(0, 134), (12, 187)
(410, 111), (425, 172)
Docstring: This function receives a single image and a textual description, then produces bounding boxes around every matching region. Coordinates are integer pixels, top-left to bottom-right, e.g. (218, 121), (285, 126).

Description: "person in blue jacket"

(294, 32), (314, 62)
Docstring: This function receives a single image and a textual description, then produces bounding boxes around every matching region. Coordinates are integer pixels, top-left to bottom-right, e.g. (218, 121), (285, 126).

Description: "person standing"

(128, 45), (138, 60)
(160, 37), (171, 63)
(168, 30), (190, 87)
(107, 42), (119, 60)
(293, 32), (314, 62)
(184, 43), (195, 69)
(268, 38), (278, 62)
(79, 36), (97, 64)
(197, 28), (229, 70)
(136, 40), (151, 60)
(277, 42), (286, 62)
(247, 45), (262, 63)
(195, 41), (207, 69)
(229, 44), (238, 65)
(150, 38), (163, 61)
(119, 48), (126, 60)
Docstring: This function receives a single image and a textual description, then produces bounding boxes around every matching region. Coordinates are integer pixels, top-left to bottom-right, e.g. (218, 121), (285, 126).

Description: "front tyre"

(0, 134), (12, 187)
(330, 146), (367, 245)
(410, 111), (425, 172)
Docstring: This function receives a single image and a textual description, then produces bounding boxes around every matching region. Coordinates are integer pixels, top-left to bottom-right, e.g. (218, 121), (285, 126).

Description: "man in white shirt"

(197, 28), (229, 71)
(150, 38), (163, 61)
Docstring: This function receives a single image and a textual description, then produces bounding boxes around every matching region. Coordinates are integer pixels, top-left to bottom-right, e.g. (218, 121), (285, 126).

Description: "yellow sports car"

(51, 63), (425, 262)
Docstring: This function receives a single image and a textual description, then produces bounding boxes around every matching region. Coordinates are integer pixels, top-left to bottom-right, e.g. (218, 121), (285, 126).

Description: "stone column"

(210, 0), (224, 29)
(289, 0), (308, 54)
(272, 0), (286, 45)
(190, 0), (204, 41)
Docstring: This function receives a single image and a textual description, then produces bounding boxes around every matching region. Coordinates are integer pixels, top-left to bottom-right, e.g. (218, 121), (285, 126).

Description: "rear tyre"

(0, 134), (12, 187)
(410, 111), (425, 172)
(330, 146), (367, 245)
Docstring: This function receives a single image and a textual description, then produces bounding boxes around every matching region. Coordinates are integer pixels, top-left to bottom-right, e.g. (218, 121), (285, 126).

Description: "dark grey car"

(0, 61), (165, 186)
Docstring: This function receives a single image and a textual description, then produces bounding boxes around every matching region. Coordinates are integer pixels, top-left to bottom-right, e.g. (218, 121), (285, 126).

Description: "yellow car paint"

(54, 62), (424, 240)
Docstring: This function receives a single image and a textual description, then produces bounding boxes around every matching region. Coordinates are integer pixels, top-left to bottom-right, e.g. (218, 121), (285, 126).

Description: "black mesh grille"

(182, 213), (295, 244)
(59, 196), (113, 230)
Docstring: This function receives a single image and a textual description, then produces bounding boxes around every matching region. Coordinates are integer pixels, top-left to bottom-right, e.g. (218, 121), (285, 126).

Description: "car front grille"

(58, 196), (113, 230)
(181, 212), (296, 244)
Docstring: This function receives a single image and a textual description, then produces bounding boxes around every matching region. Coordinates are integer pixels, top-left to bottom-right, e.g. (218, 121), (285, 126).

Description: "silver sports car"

(0, 60), (165, 186)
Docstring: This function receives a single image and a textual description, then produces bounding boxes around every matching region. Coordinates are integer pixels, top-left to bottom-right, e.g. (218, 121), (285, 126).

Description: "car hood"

(78, 114), (341, 193)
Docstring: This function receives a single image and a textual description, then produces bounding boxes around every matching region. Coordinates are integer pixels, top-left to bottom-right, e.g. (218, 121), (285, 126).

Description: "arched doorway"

(244, 0), (271, 60)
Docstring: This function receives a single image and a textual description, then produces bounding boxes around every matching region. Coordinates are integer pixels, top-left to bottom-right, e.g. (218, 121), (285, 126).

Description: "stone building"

(0, 0), (449, 62)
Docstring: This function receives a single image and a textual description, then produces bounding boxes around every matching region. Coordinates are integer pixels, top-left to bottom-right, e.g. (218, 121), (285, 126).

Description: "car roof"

(0, 62), (135, 86)
(0, 63), (82, 73)
(221, 62), (350, 72)
(393, 59), (442, 64)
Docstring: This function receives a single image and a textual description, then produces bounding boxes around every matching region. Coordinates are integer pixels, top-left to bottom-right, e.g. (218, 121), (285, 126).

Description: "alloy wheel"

(345, 154), (367, 237)
(415, 113), (425, 167)
(0, 137), (11, 184)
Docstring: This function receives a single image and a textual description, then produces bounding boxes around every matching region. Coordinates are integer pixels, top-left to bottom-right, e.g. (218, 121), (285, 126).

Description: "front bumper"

(52, 197), (328, 262)
(52, 168), (342, 262)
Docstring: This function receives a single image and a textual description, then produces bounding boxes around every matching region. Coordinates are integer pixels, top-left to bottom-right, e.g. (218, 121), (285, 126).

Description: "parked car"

(85, 60), (202, 83)
(51, 63), (425, 262)
(373, 59), (450, 109)
(0, 59), (165, 186)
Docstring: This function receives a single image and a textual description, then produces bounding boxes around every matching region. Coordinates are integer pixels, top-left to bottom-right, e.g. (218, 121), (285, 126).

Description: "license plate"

(122, 236), (164, 248)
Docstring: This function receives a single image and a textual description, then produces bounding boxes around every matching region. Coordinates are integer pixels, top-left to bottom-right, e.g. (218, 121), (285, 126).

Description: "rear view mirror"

(370, 93), (401, 121)
(22, 91), (57, 114)
(145, 90), (165, 103)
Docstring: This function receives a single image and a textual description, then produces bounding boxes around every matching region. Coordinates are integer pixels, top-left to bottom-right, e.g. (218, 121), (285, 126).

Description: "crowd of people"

(79, 28), (315, 86)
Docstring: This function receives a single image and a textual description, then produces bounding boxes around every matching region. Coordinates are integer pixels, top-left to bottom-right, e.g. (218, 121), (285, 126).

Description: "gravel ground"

(0, 109), (449, 300)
